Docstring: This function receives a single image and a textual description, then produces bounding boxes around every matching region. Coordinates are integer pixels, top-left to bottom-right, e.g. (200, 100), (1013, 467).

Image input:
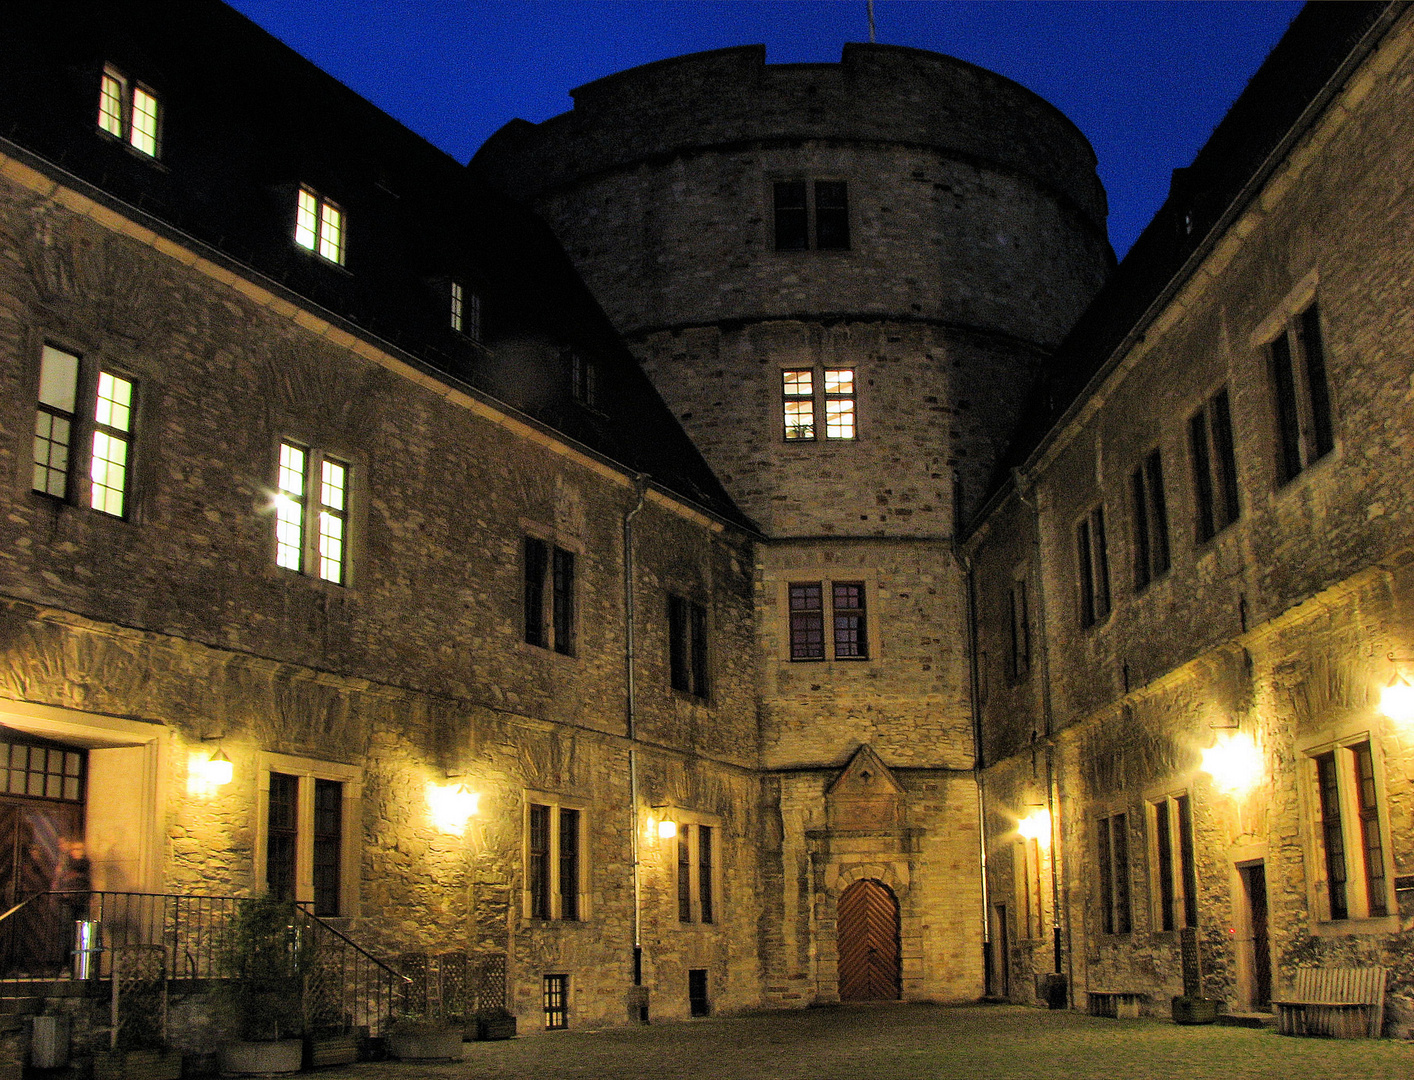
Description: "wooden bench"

(1273, 966), (1387, 1038)
(1087, 990), (1147, 1019)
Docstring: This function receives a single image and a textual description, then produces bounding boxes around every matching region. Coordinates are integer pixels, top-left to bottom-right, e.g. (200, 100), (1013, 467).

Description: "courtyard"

(330, 1004), (1414, 1080)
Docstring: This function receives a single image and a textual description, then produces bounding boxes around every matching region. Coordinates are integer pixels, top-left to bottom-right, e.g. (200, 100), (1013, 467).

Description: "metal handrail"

(295, 904), (412, 985)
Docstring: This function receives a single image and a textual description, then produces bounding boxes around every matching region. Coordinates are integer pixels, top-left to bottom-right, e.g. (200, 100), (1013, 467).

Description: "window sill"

(1272, 443), (1342, 497)
(1310, 913), (1398, 937)
(670, 687), (712, 706)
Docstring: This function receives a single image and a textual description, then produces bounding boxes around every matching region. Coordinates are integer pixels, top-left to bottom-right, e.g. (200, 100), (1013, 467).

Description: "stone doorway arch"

(837, 877), (901, 1001)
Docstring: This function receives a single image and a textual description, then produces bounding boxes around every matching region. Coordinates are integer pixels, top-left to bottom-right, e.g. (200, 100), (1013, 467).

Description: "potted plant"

(386, 1009), (465, 1062)
(1171, 995), (1220, 1025)
(215, 897), (311, 1077)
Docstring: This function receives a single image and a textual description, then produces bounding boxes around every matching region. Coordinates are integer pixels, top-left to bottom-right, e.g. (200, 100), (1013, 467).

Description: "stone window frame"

(1074, 503), (1111, 629)
(1188, 384), (1242, 545)
(521, 528), (582, 658)
(522, 790), (590, 923)
(97, 63), (161, 159)
(32, 341), (140, 522)
(1144, 790), (1198, 934)
(1129, 447), (1171, 593)
(778, 366), (858, 443)
(667, 593), (710, 700)
(1095, 808), (1133, 936)
(777, 571), (879, 665)
(253, 752), (363, 920)
(666, 808), (722, 927)
(1298, 729), (1395, 928)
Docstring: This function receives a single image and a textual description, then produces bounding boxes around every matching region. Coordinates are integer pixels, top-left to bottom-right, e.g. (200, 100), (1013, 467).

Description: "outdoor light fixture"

(427, 781), (480, 834)
(649, 805), (677, 839)
(1017, 808), (1051, 847)
(1199, 732), (1261, 793)
(1380, 654), (1414, 723)
(187, 741), (234, 796)
(202, 747), (234, 787)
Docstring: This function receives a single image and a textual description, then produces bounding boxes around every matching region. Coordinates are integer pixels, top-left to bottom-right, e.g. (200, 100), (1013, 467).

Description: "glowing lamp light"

(187, 748), (234, 796)
(202, 748), (234, 787)
(427, 782), (480, 834)
(1380, 672), (1414, 723)
(657, 818), (677, 840)
(1200, 733), (1262, 793)
(1017, 809), (1051, 847)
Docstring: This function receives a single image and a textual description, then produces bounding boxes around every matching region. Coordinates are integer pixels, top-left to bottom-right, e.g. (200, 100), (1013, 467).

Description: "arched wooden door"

(837, 878), (901, 1001)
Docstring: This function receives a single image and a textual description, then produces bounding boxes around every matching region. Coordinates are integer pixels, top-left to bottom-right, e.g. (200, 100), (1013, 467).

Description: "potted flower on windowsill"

(215, 896), (311, 1077)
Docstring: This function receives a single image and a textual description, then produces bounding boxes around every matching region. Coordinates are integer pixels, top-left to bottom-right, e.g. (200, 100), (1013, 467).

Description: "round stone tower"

(476, 44), (1110, 1006)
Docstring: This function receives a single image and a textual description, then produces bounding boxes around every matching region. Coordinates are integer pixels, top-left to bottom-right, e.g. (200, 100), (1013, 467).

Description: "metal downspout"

(624, 476), (648, 1002)
(956, 546), (991, 988)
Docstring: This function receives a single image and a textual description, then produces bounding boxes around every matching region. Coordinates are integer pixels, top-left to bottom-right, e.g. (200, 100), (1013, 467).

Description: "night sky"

(224, 1), (1302, 259)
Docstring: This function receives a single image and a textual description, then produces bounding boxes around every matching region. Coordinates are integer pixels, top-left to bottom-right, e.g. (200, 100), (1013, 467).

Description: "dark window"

(832, 582), (868, 660)
(698, 824), (714, 924)
(267, 772), (298, 902)
(1190, 388), (1242, 542)
(552, 547), (575, 657)
(814, 181), (850, 249)
(688, 969), (710, 1017)
(1177, 795), (1198, 929)
(1315, 751), (1348, 920)
(772, 181), (809, 250)
(1008, 578), (1030, 681)
(668, 596), (708, 698)
(1353, 743), (1387, 918)
(312, 779), (342, 916)
(543, 973), (568, 1030)
(1271, 301), (1335, 485)
(677, 826), (692, 923)
(1077, 506), (1111, 628)
(1154, 800), (1175, 932)
(1130, 450), (1170, 591)
(528, 803), (551, 920)
(569, 350), (597, 407)
(788, 583), (825, 661)
(1151, 794), (1197, 933)
(1097, 812), (1131, 934)
(772, 179), (849, 251)
(524, 538), (547, 648)
(558, 807), (580, 921)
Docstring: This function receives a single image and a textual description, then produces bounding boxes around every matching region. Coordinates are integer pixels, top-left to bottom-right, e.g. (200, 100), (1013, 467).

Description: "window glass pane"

(677, 826), (692, 922)
(313, 778), (342, 916)
(295, 188), (320, 251)
(788, 583), (825, 660)
(832, 582), (867, 659)
(267, 772), (298, 901)
(524, 538), (548, 647)
(559, 808), (580, 920)
(450, 281), (464, 332)
(95, 372), (133, 432)
(773, 181), (809, 250)
(90, 429), (129, 517)
(98, 69), (125, 137)
(823, 369), (853, 396)
(825, 398), (855, 440)
(318, 511), (344, 582)
(698, 825), (714, 924)
(528, 804), (550, 919)
(276, 443), (305, 572)
(320, 459), (346, 512)
(34, 413), (71, 498)
(782, 370), (813, 397)
(318, 200), (344, 263)
(814, 180), (850, 250)
(130, 86), (159, 156)
(40, 346), (80, 412)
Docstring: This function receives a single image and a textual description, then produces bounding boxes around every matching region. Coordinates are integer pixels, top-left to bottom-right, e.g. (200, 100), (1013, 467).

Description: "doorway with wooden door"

(837, 878), (901, 1002)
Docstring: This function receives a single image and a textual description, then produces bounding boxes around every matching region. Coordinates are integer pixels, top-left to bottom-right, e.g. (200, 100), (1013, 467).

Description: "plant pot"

(304, 1032), (358, 1068)
(93, 1050), (183, 1080)
(1171, 996), (1220, 1025)
(218, 1038), (303, 1076)
(387, 1025), (464, 1061)
(476, 1009), (517, 1041)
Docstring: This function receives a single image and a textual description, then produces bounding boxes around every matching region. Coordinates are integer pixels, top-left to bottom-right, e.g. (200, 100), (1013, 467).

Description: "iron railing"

(0, 891), (411, 1035)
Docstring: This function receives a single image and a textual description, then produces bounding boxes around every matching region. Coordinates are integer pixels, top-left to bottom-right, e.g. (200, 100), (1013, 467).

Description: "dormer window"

(98, 65), (159, 158)
(295, 186), (345, 265)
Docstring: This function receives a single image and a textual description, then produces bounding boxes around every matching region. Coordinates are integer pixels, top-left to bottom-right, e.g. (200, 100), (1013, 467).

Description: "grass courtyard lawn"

(337, 1003), (1414, 1080)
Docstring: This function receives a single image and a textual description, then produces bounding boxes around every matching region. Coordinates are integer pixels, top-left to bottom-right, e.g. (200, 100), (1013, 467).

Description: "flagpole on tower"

(868, 0), (877, 43)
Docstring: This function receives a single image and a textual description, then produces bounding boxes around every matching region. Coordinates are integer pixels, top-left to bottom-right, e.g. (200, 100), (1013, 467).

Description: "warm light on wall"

(1017, 808), (1051, 847)
(649, 806), (676, 840)
(658, 818), (677, 839)
(187, 748), (234, 796)
(1380, 672), (1414, 723)
(1200, 733), (1262, 793)
(427, 782), (480, 834)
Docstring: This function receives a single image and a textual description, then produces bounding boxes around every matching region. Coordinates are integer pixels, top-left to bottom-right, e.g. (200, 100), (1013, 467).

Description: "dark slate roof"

(981, 0), (1396, 517)
(0, 0), (751, 530)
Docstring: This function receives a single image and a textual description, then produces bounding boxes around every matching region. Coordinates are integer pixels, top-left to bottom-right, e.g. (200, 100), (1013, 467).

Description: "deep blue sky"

(225, 1), (1303, 259)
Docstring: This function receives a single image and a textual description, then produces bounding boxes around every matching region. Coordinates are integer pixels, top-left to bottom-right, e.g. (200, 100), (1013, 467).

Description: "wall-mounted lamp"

(1017, 806), (1051, 847)
(187, 736), (235, 796)
(1380, 653), (1414, 723)
(201, 747), (234, 787)
(1199, 731), (1261, 793)
(649, 806), (677, 840)
(427, 781), (480, 835)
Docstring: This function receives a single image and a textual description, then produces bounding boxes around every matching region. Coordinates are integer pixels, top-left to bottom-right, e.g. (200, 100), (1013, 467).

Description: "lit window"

(526, 800), (583, 921)
(675, 822), (717, 924)
(1076, 505), (1111, 628)
(451, 282), (482, 341)
(33, 345), (135, 518)
(450, 281), (464, 333)
(295, 186), (345, 265)
(1189, 387), (1241, 542)
(1148, 794), (1198, 932)
(524, 537), (575, 654)
(258, 754), (359, 917)
(1097, 811), (1132, 934)
(543, 974), (569, 1030)
(275, 442), (349, 584)
(823, 369), (855, 439)
(1310, 740), (1388, 921)
(668, 595), (709, 698)
(97, 65), (159, 158)
(1270, 301), (1334, 484)
(1130, 449), (1170, 591)
(782, 370), (814, 441)
(788, 581), (869, 661)
(772, 179), (849, 251)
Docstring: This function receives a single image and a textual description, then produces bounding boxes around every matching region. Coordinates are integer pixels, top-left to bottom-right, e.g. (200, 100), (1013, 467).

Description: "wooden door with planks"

(837, 878), (901, 1001)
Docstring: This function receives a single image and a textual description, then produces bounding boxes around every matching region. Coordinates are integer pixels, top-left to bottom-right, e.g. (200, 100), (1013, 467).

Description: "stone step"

(1216, 1011), (1276, 1029)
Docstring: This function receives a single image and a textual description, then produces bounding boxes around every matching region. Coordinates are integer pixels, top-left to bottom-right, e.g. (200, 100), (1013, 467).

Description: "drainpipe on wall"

(624, 475), (649, 1013)
(955, 545), (991, 991)
(1013, 470), (1068, 1005)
